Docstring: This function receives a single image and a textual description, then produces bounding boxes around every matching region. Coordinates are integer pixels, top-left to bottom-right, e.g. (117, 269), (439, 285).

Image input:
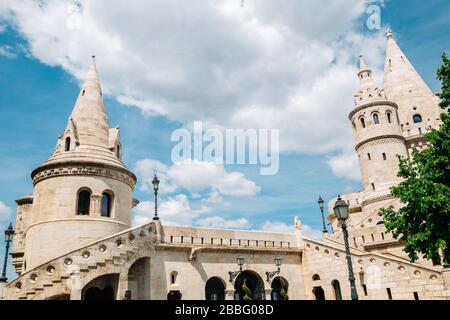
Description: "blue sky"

(0, 0), (449, 278)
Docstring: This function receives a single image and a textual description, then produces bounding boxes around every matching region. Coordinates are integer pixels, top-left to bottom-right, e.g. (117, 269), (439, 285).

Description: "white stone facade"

(1, 32), (449, 300)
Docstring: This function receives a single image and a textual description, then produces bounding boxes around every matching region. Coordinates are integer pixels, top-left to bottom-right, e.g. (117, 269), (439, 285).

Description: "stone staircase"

(5, 221), (159, 300)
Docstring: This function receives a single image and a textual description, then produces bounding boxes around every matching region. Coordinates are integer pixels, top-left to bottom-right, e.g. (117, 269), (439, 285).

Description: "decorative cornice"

(362, 194), (396, 207)
(31, 161), (137, 189)
(348, 100), (398, 120)
(355, 134), (405, 151)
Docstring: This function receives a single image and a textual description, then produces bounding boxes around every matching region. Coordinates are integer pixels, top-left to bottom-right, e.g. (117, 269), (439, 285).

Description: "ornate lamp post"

(1, 223), (14, 283)
(318, 195), (328, 233)
(333, 196), (358, 300)
(152, 174), (160, 221)
(266, 256), (282, 282)
(229, 256), (244, 283)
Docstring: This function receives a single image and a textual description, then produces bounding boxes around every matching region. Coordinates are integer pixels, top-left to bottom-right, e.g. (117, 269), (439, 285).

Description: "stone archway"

(205, 277), (226, 300)
(234, 271), (265, 300)
(82, 274), (119, 300)
(312, 286), (325, 300)
(271, 277), (289, 300)
(128, 257), (151, 300)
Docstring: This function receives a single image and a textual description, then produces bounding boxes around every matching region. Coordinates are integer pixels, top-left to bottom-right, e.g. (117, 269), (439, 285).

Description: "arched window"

(360, 117), (366, 128)
(77, 189), (91, 215)
(413, 114), (422, 124)
(205, 277), (225, 300)
(373, 113), (380, 124)
(116, 145), (121, 158)
(331, 280), (342, 300)
(312, 274), (320, 281)
(101, 192), (112, 217)
(386, 112), (392, 123)
(170, 271), (178, 285)
(65, 137), (71, 152)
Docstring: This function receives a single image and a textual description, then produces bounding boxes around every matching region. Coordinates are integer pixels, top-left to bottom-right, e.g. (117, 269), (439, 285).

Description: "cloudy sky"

(0, 1), (449, 277)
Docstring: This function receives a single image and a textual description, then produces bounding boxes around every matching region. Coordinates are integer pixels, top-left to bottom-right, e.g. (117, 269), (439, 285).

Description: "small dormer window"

(65, 137), (71, 151)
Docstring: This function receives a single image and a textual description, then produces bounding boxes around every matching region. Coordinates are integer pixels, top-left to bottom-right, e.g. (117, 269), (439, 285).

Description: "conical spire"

(383, 30), (434, 100)
(357, 55), (375, 88)
(69, 56), (110, 147)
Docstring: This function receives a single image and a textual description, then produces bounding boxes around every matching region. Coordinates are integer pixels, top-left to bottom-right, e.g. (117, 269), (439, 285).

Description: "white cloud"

(260, 221), (293, 233)
(132, 194), (210, 227)
(0, 45), (16, 58)
(134, 159), (260, 197)
(260, 220), (323, 240)
(0, 201), (12, 220)
(327, 148), (361, 181)
(1, 0), (387, 176)
(196, 216), (250, 229)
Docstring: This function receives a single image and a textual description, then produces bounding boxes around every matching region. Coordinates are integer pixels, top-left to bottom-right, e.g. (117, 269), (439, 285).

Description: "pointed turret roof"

(37, 57), (134, 174)
(353, 55), (386, 106)
(383, 30), (434, 100)
(69, 56), (110, 147)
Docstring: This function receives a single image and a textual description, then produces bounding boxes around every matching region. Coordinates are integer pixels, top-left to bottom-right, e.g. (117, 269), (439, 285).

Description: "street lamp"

(333, 196), (358, 300)
(317, 195), (328, 233)
(152, 174), (160, 221)
(229, 256), (244, 283)
(266, 256), (282, 282)
(1, 223), (14, 283)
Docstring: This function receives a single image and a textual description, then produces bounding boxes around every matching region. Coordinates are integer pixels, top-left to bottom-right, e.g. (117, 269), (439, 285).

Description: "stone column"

(265, 289), (272, 300)
(116, 272), (129, 300)
(225, 289), (235, 300)
(0, 281), (5, 299)
(91, 194), (102, 217)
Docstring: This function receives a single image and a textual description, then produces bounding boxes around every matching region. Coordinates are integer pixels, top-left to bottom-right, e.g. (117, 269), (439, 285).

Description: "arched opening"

(77, 189), (91, 215)
(116, 145), (121, 158)
(65, 137), (71, 151)
(373, 113), (380, 124)
(205, 277), (226, 300)
(101, 192), (113, 217)
(413, 114), (422, 124)
(331, 280), (342, 300)
(271, 277), (289, 300)
(45, 293), (70, 300)
(386, 112), (392, 123)
(128, 257), (151, 300)
(167, 290), (182, 300)
(170, 271), (178, 285)
(82, 274), (119, 300)
(312, 286), (325, 300)
(360, 117), (366, 128)
(312, 274), (320, 281)
(234, 271), (265, 300)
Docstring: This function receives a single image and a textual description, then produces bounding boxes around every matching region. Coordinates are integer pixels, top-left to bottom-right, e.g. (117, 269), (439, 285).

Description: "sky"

(0, 0), (449, 279)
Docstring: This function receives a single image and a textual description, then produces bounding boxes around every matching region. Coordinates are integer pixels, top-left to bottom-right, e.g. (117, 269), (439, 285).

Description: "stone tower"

(349, 54), (409, 210)
(11, 57), (137, 272)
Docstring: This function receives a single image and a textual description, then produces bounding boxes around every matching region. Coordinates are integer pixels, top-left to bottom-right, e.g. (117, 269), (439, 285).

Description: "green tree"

(242, 279), (252, 300)
(279, 278), (289, 300)
(382, 53), (450, 264)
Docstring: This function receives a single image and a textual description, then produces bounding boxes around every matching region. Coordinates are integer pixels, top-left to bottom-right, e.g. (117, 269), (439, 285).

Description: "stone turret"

(14, 57), (137, 272)
(349, 55), (408, 209)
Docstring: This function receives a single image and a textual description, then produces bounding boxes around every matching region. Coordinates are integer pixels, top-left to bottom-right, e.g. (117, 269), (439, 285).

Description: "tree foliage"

(242, 279), (252, 300)
(382, 53), (450, 264)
